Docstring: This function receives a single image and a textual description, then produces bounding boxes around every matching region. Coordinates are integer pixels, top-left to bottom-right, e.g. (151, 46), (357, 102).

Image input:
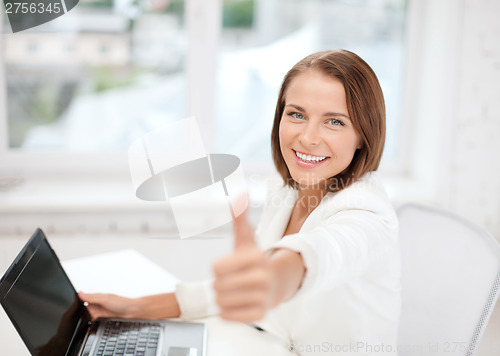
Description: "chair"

(397, 203), (500, 356)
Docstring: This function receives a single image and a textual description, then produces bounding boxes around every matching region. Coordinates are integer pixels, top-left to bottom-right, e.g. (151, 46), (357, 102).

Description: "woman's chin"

(291, 176), (329, 190)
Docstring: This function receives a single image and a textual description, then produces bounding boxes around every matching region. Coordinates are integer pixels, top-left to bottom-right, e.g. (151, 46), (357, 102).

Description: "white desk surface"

(0, 248), (292, 356)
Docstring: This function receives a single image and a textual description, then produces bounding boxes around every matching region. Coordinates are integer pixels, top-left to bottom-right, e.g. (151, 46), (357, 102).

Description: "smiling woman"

(81, 50), (401, 355)
(272, 50), (386, 193)
(278, 71), (362, 189)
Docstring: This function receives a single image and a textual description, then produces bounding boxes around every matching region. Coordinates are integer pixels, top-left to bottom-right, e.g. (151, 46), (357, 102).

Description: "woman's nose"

(299, 123), (321, 146)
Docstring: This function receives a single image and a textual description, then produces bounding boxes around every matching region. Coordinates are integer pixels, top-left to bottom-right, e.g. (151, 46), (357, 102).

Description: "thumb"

(233, 208), (257, 250)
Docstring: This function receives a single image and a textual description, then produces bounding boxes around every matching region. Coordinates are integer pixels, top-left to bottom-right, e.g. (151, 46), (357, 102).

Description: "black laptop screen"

(0, 230), (90, 355)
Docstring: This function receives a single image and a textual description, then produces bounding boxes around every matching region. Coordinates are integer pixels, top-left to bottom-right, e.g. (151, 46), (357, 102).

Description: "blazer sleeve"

(269, 187), (399, 301)
(175, 279), (219, 319)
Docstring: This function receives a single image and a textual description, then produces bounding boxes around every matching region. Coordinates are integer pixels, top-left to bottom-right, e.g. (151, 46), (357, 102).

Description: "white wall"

(448, 0), (500, 239)
(393, 0), (500, 240)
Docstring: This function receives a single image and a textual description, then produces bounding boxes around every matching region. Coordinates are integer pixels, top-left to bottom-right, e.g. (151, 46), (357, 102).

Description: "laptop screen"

(0, 229), (91, 356)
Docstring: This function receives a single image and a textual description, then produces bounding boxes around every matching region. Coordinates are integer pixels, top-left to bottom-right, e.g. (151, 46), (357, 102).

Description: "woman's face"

(279, 70), (361, 189)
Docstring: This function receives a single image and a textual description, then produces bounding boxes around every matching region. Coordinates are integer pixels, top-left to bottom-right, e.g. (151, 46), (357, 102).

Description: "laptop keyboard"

(95, 321), (161, 356)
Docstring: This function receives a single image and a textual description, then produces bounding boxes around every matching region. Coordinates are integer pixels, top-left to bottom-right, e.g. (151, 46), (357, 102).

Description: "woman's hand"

(79, 292), (180, 321)
(213, 207), (307, 323)
(213, 210), (279, 323)
(79, 292), (140, 320)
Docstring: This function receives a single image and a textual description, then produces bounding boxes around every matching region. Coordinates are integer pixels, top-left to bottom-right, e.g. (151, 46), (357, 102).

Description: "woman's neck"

(295, 186), (328, 215)
(283, 186), (328, 237)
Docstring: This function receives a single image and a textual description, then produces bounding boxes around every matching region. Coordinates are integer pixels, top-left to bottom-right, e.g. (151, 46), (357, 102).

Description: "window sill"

(0, 167), (437, 237)
(0, 176), (267, 237)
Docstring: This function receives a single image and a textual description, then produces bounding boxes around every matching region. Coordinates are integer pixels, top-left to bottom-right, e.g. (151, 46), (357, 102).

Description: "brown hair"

(271, 49), (386, 192)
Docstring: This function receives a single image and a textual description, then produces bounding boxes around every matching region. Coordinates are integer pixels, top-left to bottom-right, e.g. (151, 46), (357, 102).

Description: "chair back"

(397, 203), (500, 356)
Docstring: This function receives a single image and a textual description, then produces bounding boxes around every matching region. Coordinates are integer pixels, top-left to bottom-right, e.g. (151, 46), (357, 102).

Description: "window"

(1, 0), (187, 154)
(0, 0), (408, 176)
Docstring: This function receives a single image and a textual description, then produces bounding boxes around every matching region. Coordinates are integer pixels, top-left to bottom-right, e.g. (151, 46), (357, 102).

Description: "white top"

(175, 171), (401, 355)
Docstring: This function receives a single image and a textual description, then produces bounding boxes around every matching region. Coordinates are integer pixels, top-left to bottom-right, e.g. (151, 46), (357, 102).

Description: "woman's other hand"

(79, 292), (180, 321)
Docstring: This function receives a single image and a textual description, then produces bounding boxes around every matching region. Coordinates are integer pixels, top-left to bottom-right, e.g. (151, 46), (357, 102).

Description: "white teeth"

(295, 151), (327, 163)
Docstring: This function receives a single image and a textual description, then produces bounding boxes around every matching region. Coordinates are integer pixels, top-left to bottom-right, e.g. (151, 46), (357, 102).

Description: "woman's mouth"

(293, 150), (330, 167)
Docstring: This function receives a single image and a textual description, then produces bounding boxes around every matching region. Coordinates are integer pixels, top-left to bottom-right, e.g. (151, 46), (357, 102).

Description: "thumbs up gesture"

(213, 209), (277, 322)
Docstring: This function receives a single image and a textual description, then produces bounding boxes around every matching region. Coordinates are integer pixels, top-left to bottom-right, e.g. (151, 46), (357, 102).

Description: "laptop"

(0, 228), (206, 356)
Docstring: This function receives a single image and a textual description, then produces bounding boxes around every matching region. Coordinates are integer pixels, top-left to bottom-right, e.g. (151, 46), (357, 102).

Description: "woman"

(81, 50), (401, 354)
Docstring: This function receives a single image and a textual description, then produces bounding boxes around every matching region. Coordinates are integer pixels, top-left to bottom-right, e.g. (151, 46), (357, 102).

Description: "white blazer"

(176, 171), (401, 355)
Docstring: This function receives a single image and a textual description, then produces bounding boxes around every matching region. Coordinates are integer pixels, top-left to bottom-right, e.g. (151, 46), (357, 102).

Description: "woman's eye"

(328, 118), (344, 126)
(289, 112), (305, 120)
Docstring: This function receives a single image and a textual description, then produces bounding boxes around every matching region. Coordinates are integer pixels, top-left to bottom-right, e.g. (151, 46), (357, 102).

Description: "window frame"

(0, 0), (223, 178)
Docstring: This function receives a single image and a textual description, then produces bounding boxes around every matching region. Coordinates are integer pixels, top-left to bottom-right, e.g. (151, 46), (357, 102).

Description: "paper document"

(62, 249), (180, 298)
